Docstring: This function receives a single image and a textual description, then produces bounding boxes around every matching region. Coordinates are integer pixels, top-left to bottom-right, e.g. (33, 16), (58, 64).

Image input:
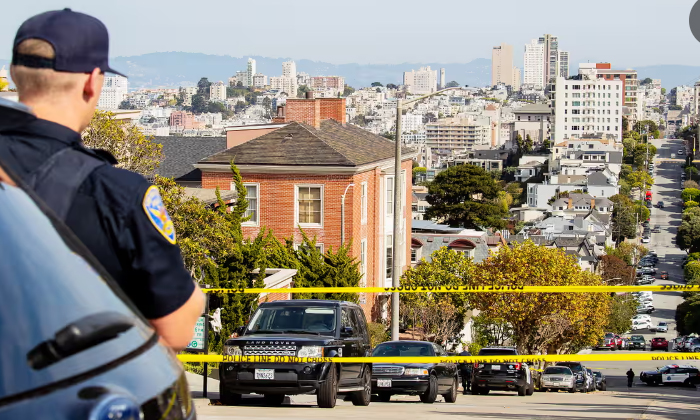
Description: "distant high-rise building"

(523, 39), (545, 88)
(252, 73), (268, 88)
(512, 67), (521, 91)
(210, 81), (227, 101)
(98, 75), (128, 109)
(491, 43), (514, 87)
(440, 68), (445, 90)
(403, 66), (438, 94)
(558, 51), (569, 78)
(282, 61), (297, 79)
(246, 58), (256, 88)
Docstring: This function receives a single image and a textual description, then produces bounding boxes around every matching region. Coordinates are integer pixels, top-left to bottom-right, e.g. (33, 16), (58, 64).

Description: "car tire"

(527, 381), (534, 396)
(542, 387), (549, 392)
(219, 383), (242, 406)
(420, 374), (439, 404)
(601, 383), (607, 391)
(351, 368), (371, 406)
(377, 392), (392, 402)
(611, 346), (616, 351)
(317, 365), (338, 408)
(263, 394), (285, 406)
(568, 388), (575, 393)
(518, 384), (527, 396)
(479, 388), (490, 395)
(443, 376), (458, 403)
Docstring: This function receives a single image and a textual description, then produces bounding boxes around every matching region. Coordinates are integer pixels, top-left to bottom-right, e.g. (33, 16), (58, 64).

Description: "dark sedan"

(371, 341), (458, 403)
(628, 335), (646, 350)
(593, 371), (607, 391)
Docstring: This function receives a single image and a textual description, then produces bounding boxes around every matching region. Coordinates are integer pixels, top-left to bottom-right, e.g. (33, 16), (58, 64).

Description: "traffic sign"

(187, 316), (206, 350)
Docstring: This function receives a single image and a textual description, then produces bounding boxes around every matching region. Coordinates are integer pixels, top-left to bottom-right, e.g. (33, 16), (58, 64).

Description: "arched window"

(448, 239), (476, 259)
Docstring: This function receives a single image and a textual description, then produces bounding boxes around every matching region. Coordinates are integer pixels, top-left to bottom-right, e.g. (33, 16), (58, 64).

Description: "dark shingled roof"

(154, 136), (227, 181)
(199, 120), (413, 167)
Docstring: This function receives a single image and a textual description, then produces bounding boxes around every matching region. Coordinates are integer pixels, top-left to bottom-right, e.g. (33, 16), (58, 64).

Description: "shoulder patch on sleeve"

(142, 185), (177, 244)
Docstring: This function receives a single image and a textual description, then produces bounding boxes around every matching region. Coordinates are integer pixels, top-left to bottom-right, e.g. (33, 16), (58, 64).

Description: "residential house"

(410, 220), (505, 266)
(195, 117), (417, 320)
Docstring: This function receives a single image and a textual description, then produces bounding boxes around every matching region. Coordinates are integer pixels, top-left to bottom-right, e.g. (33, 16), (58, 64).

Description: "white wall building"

(246, 58), (256, 88)
(404, 66), (438, 95)
(523, 39), (545, 89)
(282, 61), (297, 79)
(253, 73), (268, 88)
(98, 75), (128, 109)
(559, 51), (569, 78)
(553, 72), (623, 142)
(210, 81), (227, 101)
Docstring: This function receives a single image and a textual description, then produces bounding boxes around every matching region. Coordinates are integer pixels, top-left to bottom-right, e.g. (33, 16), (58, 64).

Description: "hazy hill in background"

(1, 52), (699, 90)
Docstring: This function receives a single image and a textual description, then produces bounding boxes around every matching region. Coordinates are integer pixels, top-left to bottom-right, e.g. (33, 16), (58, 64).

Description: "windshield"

(594, 372), (602, 378)
(544, 367), (572, 375)
(658, 322), (667, 326)
(247, 306), (337, 334)
(372, 343), (434, 357)
(478, 348), (517, 356)
(631, 336), (644, 342)
(557, 363), (583, 372)
(604, 333), (615, 339)
(0, 180), (152, 400)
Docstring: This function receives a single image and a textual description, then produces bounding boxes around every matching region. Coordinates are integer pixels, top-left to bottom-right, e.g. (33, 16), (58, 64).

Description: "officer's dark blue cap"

(12, 8), (126, 77)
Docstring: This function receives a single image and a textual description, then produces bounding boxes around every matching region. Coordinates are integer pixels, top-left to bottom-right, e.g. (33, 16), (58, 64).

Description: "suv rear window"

(478, 348), (518, 356)
(372, 343), (434, 357)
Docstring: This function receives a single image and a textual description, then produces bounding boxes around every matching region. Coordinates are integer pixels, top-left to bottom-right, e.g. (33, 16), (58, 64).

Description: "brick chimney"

(567, 198), (573, 209)
(279, 97), (347, 129)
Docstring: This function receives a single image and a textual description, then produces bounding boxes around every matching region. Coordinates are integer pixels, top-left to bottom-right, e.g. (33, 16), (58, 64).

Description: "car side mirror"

(341, 326), (354, 336)
(236, 326), (247, 336)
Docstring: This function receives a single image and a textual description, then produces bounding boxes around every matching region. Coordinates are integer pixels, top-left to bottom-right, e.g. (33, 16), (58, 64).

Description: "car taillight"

(512, 363), (521, 370)
(474, 362), (479, 369)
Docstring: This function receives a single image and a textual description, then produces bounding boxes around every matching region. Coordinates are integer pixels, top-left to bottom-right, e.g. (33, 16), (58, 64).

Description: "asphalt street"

(192, 137), (699, 419)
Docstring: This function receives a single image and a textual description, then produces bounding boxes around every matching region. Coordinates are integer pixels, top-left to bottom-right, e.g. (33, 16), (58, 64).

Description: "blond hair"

(11, 39), (83, 99)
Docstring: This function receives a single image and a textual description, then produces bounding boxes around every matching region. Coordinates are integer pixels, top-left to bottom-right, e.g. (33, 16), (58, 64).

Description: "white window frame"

(386, 176), (394, 216)
(233, 182), (260, 227)
(361, 182), (368, 225)
(295, 184), (324, 228)
(360, 239), (367, 286)
(386, 234), (393, 279)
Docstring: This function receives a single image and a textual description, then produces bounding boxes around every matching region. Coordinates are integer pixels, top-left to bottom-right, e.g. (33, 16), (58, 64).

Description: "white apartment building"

(210, 81), (227, 101)
(404, 66), (438, 95)
(282, 61), (297, 79)
(401, 113), (424, 133)
(253, 73), (268, 88)
(492, 43), (514, 87)
(553, 74), (623, 142)
(512, 67), (521, 91)
(297, 72), (311, 87)
(559, 51), (569, 78)
(425, 116), (491, 152)
(270, 76), (298, 97)
(98, 75), (128, 109)
(523, 39), (545, 88)
(246, 58), (256, 88)
(676, 85), (693, 109)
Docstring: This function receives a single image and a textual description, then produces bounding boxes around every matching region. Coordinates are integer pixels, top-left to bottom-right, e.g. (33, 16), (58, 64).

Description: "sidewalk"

(185, 371), (220, 399)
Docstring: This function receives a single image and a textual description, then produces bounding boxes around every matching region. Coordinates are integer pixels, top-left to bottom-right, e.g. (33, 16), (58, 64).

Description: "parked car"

(632, 319), (652, 330)
(654, 322), (669, 333)
(651, 337), (669, 351)
(640, 365), (700, 386)
(686, 337), (700, 353)
(637, 305), (655, 314)
(0, 158), (195, 420)
(637, 276), (655, 285)
(672, 337), (685, 351)
(370, 341), (458, 403)
(628, 335), (646, 350)
(540, 366), (575, 393)
(652, 226), (661, 233)
(219, 300), (372, 408)
(597, 332), (617, 351)
(593, 371), (607, 391)
(586, 369), (596, 392)
(657, 201), (665, 208)
(472, 347), (534, 396)
(555, 362), (589, 393)
(660, 271), (669, 280)
(678, 149), (685, 155)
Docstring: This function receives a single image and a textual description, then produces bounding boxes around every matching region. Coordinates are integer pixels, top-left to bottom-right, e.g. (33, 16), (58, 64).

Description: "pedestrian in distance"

(0, 9), (204, 350)
(626, 368), (635, 388)
(459, 349), (472, 394)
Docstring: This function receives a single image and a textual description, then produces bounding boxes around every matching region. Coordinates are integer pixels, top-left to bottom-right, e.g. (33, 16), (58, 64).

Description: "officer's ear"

(84, 68), (104, 102)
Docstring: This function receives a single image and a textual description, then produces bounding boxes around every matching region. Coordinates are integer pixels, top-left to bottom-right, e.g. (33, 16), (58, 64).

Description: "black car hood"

(373, 363), (434, 368)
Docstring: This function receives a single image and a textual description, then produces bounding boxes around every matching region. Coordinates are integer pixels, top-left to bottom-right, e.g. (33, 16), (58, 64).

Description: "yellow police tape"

(201, 284), (700, 294)
(177, 353), (700, 364)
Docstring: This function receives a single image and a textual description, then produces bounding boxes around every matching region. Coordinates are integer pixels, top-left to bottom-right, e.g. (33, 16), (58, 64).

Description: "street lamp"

(391, 86), (463, 341)
(340, 183), (354, 245)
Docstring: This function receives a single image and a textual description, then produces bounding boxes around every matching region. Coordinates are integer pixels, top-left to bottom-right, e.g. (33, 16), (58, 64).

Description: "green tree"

(190, 94), (208, 113)
(297, 84), (312, 98)
(524, 134), (534, 153)
(605, 295), (637, 334)
(669, 104), (682, 110)
(118, 99), (137, 110)
(343, 85), (355, 96)
(542, 138), (551, 152)
(197, 77), (212, 96)
(640, 78), (653, 86)
(371, 82), (383, 87)
(386, 83), (398, 89)
(609, 194), (639, 242)
(412, 166), (427, 183)
(83, 110), (164, 176)
(445, 81), (460, 88)
(425, 164), (508, 229)
(604, 242), (647, 266)
(682, 188), (700, 203)
(677, 207), (700, 253)
(470, 241), (609, 355)
(661, 88), (667, 95)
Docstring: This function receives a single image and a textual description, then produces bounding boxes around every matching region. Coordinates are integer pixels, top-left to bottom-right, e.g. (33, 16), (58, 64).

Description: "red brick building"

(196, 111), (415, 320)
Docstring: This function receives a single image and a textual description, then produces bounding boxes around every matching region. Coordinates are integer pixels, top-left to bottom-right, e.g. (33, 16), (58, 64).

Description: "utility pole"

(391, 86), (462, 341)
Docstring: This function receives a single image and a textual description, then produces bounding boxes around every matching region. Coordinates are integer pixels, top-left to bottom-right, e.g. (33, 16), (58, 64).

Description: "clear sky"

(2, 0), (700, 67)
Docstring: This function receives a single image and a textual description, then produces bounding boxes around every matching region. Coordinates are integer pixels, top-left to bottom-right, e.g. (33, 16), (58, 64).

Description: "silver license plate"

(255, 369), (274, 380)
(377, 379), (392, 387)
(491, 365), (501, 370)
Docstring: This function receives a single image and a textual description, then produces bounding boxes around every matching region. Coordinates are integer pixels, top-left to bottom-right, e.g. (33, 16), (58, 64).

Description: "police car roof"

(665, 364), (696, 369)
(258, 300), (358, 308)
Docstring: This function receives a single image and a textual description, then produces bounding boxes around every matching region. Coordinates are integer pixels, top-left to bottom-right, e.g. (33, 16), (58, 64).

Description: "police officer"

(0, 9), (204, 350)
(459, 349), (472, 394)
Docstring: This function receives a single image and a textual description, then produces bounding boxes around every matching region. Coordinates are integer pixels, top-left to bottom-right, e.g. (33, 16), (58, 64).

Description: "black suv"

(471, 347), (534, 396)
(219, 300), (372, 408)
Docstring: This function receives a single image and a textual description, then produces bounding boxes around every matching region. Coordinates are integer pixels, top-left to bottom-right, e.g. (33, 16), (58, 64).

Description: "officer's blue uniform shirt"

(0, 118), (195, 320)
